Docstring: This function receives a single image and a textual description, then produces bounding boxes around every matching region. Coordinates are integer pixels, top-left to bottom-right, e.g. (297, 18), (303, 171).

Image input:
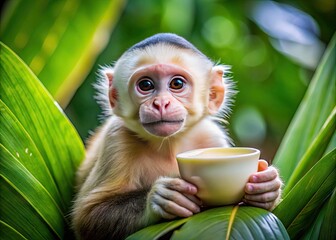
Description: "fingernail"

(185, 210), (193, 217)
(190, 185), (197, 193)
(252, 176), (257, 182)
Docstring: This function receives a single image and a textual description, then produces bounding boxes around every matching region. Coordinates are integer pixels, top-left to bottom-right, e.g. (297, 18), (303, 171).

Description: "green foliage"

(273, 35), (336, 186)
(128, 206), (289, 240)
(271, 34), (336, 238)
(1, 0), (126, 107)
(273, 150), (335, 238)
(0, 42), (85, 239)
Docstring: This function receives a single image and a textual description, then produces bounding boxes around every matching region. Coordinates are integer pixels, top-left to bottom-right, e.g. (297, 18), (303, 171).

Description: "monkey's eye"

(137, 79), (155, 92)
(169, 77), (185, 90)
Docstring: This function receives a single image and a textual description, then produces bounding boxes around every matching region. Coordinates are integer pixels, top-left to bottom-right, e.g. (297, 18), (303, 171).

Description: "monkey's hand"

(145, 177), (202, 223)
(243, 160), (282, 211)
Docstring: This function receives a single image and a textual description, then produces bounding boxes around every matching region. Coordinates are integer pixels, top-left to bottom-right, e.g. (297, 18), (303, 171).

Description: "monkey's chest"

(135, 154), (180, 186)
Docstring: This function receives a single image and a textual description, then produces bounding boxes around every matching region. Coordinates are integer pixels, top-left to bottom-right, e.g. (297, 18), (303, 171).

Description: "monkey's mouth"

(142, 120), (184, 137)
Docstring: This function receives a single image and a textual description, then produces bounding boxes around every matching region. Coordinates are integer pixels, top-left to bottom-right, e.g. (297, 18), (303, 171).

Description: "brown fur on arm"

(76, 189), (149, 240)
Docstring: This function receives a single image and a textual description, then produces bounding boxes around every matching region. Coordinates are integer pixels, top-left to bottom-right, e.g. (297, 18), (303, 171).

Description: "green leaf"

(1, 0), (126, 107)
(0, 221), (28, 240)
(273, 149), (336, 239)
(0, 42), (85, 238)
(0, 155), (63, 239)
(126, 218), (189, 240)
(128, 206), (289, 240)
(171, 207), (233, 239)
(0, 100), (65, 209)
(301, 189), (336, 240)
(174, 206), (289, 240)
(286, 169), (335, 239)
(319, 188), (336, 239)
(300, 200), (327, 240)
(284, 107), (336, 193)
(273, 34), (336, 184)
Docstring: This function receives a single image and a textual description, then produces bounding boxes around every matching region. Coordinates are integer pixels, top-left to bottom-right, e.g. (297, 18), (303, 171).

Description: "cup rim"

(176, 147), (260, 161)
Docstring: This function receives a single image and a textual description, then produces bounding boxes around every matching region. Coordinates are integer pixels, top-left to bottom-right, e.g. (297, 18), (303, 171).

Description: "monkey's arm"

(73, 187), (148, 240)
(73, 178), (201, 240)
(72, 120), (153, 240)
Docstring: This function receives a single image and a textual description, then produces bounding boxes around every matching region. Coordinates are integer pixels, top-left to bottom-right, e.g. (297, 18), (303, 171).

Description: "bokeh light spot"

(233, 106), (267, 145)
(202, 16), (237, 48)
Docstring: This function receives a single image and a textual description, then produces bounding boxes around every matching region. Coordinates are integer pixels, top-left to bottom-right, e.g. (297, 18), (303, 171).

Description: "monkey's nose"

(153, 98), (170, 113)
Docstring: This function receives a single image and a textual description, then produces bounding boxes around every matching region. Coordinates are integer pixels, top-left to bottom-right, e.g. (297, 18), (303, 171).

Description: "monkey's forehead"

(115, 44), (214, 76)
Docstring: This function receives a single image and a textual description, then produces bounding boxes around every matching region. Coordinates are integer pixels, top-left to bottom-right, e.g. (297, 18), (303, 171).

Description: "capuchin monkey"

(72, 33), (282, 240)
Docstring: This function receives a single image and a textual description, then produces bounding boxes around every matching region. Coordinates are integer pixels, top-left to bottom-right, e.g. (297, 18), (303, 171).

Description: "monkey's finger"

(151, 202), (177, 220)
(242, 198), (275, 211)
(153, 194), (195, 218)
(249, 166), (278, 183)
(184, 193), (203, 206)
(157, 188), (201, 213)
(160, 177), (198, 195)
(243, 190), (280, 203)
(245, 178), (282, 195)
(258, 160), (268, 172)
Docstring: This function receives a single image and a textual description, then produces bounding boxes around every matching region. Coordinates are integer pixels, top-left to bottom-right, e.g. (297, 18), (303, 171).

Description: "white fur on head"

(94, 65), (114, 118)
(214, 64), (236, 121)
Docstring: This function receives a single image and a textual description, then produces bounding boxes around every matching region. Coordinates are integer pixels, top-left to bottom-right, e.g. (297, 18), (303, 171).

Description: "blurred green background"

(1, 0), (335, 160)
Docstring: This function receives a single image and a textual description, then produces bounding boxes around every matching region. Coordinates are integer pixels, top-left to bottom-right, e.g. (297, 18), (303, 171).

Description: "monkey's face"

(130, 63), (193, 137)
(108, 45), (225, 139)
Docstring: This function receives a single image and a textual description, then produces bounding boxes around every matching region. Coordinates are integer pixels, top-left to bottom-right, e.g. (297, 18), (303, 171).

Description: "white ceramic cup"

(177, 147), (260, 206)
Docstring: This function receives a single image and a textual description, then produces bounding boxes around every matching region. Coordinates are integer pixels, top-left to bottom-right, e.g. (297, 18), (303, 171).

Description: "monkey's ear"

(208, 66), (225, 114)
(102, 68), (118, 108)
(102, 67), (114, 87)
